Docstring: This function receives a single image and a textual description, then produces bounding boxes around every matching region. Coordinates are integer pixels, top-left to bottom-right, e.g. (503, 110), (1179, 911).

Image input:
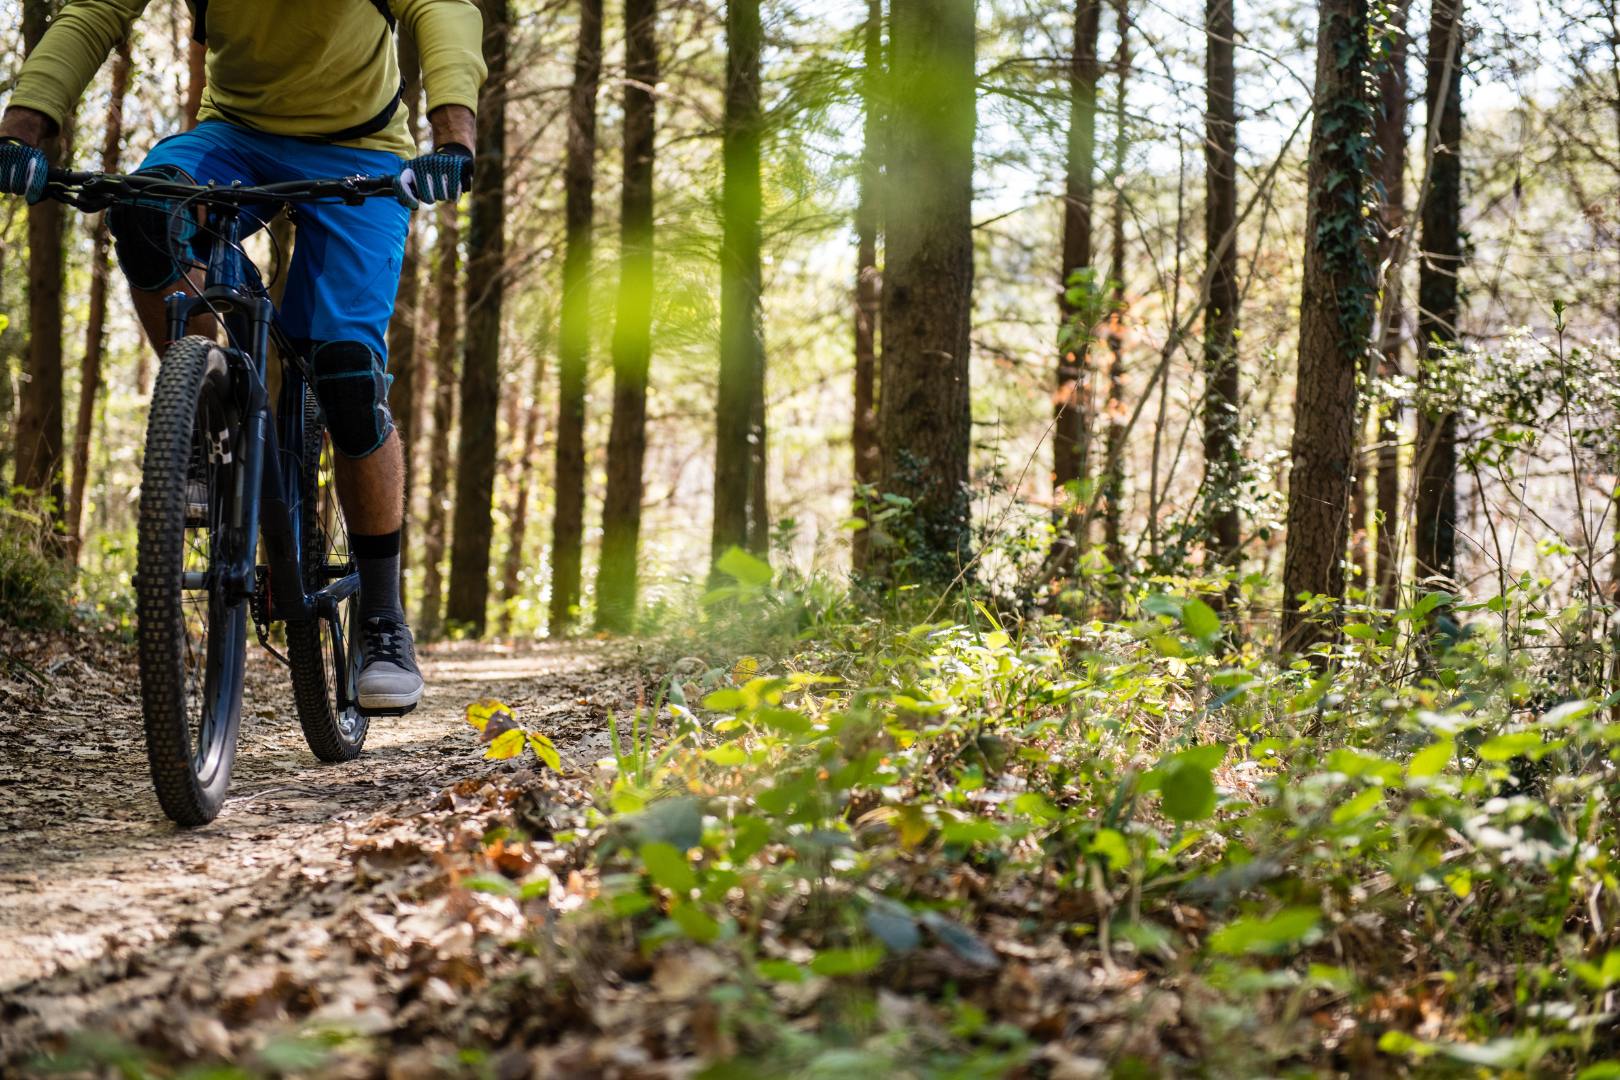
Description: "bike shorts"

(128, 120), (411, 358)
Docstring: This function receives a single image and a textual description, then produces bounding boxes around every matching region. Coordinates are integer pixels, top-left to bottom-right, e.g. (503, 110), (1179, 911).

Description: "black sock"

(351, 530), (405, 623)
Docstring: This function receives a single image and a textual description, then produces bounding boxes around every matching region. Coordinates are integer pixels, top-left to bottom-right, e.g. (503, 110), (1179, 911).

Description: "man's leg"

(274, 140), (419, 711)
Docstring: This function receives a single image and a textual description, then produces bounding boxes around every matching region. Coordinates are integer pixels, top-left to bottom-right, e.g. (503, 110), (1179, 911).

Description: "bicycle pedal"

(358, 704), (417, 718)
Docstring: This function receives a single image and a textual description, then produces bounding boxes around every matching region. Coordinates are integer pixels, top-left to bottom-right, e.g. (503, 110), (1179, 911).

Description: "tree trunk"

(851, 0), (883, 576)
(1202, 0), (1241, 599)
(712, 0), (768, 565)
(875, 0), (976, 584)
(185, 40), (205, 128)
(595, 0), (658, 632)
(1101, 0), (1129, 576)
(1414, 0), (1463, 584)
(418, 206), (460, 639)
(549, 0), (603, 634)
(391, 29), (425, 583)
(14, 0), (70, 524)
(1373, 0), (1410, 608)
(498, 343), (548, 636)
(67, 40), (132, 560)
(1280, 0), (1377, 652)
(446, 0), (510, 636)
(1054, 0), (1102, 549)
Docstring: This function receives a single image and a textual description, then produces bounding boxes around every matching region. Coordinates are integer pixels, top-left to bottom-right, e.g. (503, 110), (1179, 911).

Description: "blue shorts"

(130, 120), (410, 358)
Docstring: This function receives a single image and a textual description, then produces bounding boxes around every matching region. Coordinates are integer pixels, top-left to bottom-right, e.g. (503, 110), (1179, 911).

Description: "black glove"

(0, 139), (48, 204)
(396, 143), (473, 208)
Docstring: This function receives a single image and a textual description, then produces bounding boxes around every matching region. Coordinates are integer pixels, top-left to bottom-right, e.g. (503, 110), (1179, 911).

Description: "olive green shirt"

(10, 0), (486, 159)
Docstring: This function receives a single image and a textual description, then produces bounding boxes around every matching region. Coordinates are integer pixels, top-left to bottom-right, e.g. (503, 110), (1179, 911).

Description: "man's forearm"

(426, 104), (475, 153)
(0, 107), (55, 147)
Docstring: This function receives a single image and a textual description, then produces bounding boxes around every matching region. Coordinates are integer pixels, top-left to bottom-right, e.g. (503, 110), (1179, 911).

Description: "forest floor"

(0, 629), (654, 1076)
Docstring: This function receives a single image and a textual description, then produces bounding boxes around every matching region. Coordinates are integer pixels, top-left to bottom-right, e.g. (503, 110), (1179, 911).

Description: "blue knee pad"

(310, 340), (394, 458)
(107, 165), (202, 292)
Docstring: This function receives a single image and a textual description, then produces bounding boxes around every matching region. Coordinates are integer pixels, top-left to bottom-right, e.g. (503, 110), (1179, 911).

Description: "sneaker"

(355, 616), (424, 713)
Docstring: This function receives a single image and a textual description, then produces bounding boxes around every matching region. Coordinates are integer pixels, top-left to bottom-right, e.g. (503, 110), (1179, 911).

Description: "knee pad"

(311, 340), (395, 459)
(107, 165), (202, 292)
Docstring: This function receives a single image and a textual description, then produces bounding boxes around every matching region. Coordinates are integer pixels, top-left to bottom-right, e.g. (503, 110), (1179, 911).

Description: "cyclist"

(0, 0), (487, 715)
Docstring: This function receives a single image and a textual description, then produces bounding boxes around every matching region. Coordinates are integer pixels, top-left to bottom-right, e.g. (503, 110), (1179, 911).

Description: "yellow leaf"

(528, 732), (562, 771)
(485, 728), (525, 760)
(466, 698), (511, 733)
(895, 804), (930, 849)
(732, 655), (761, 684)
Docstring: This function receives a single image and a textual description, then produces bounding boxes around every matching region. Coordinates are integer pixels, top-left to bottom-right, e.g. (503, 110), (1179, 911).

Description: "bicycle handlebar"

(42, 167), (404, 212)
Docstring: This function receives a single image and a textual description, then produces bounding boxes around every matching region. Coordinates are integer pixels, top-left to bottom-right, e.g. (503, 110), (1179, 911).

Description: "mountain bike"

(41, 167), (407, 827)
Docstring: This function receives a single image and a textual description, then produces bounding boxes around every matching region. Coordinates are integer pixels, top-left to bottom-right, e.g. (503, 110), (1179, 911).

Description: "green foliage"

(0, 494), (72, 630)
(555, 561), (1620, 1074)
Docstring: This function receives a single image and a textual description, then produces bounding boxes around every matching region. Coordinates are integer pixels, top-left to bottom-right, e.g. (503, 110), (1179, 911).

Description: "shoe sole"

(357, 686), (423, 714)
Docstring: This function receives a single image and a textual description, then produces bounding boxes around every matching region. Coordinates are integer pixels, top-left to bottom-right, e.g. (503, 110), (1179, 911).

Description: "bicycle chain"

(250, 565), (291, 668)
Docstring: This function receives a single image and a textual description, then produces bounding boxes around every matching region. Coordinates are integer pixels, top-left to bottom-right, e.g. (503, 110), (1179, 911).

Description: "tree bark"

(1414, 0), (1463, 584)
(712, 0), (768, 565)
(67, 39), (132, 560)
(1373, 0), (1410, 608)
(1202, 0), (1241, 599)
(417, 205), (460, 640)
(875, 0), (976, 584)
(1054, 0), (1103, 547)
(391, 29), (425, 582)
(595, 0), (658, 631)
(1280, 0), (1377, 652)
(851, 0), (883, 576)
(185, 40), (205, 128)
(1101, 2), (1129, 576)
(498, 342), (547, 636)
(549, 0), (603, 634)
(446, 0), (510, 636)
(14, 0), (70, 524)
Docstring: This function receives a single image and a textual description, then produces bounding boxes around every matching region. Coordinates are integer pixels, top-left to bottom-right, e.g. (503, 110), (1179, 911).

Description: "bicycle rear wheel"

(285, 390), (368, 761)
(137, 336), (248, 827)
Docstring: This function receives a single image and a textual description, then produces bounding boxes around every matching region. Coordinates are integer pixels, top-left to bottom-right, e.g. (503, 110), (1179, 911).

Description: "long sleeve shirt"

(9, 0), (486, 158)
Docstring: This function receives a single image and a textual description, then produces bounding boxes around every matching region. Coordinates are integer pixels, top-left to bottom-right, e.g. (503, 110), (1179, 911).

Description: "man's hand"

(396, 105), (477, 209)
(0, 108), (53, 204)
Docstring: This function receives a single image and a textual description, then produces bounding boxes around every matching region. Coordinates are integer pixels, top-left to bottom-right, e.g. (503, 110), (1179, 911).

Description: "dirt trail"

(0, 636), (643, 1066)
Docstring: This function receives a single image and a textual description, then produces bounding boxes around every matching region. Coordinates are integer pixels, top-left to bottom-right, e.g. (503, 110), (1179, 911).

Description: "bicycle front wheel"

(137, 336), (249, 827)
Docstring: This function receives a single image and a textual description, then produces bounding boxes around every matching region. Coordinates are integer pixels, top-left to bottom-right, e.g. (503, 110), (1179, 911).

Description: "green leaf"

(715, 546), (773, 587)
(629, 796), (705, 849)
(809, 946), (884, 977)
(462, 872), (518, 897)
(863, 900), (920, 953)
(1209, 907), (1322, 956)
(1577, 1063), (1620, 1080)
(755, 959), (807, 983)
(703, 744), (748, 766)
(1330, 786), (1384, 825)
(670, 901), (721, 943)
(1407, 739), (1453, 780)
(1478, 731), (1544, 761)
(702, 688), (747, 711)
(639, 841), (697, 894)
(1181, 598), (1221, 641)
(1159, 762), (1217, 823)
(1088, 827), (1130, 871)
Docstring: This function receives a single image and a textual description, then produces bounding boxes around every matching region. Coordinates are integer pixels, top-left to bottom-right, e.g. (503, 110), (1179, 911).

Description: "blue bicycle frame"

(162, 206), (361, 706)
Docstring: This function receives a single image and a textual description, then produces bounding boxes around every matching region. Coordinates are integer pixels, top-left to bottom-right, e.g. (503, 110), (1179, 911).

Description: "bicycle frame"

(165, 207), (360, 708)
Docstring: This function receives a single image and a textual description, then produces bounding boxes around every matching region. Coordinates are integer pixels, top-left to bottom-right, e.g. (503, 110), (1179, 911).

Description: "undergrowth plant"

(536, 547), (1620, 1076)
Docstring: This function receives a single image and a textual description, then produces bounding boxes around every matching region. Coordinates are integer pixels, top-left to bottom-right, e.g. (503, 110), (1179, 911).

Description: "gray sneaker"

(355, 616), (424, 713)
